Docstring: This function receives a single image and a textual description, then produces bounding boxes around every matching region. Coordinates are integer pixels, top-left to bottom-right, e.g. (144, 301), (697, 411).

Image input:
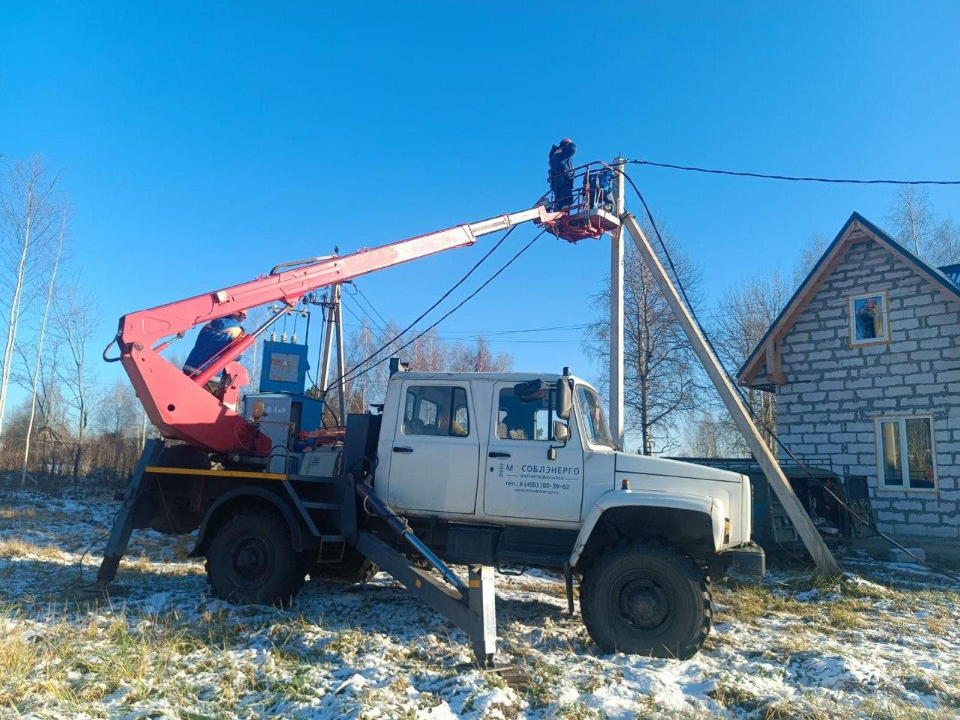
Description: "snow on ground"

(1, 488), (959, 719)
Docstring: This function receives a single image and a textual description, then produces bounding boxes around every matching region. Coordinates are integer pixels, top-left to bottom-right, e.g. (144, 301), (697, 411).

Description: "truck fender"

(569, 490), (724, 568)
(190, 485), (307, 557)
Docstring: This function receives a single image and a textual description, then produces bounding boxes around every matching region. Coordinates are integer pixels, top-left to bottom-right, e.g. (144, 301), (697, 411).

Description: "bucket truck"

(97, 166), (763, 665)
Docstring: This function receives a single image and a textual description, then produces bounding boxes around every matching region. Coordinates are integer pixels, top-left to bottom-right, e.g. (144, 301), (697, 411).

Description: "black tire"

(309, 548), (378, 584)
(580, 540), (711, 660)
(205, 508), (305, 607)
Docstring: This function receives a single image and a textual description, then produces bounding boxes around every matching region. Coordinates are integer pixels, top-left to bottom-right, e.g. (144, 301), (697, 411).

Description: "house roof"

(737, 211), (960, 387)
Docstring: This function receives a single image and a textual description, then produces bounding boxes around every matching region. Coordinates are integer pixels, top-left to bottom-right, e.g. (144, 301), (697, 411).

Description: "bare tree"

(0, 157), (63, 436)
(682, 412), (744, 458)
(886, 187), (960, 265)
(91, 380), (140, 480)
(52, 287), (100, 484)
(794, 232), (828, 284)
(449, 334), (511, 372)
(407, 327), (448, 372)
(713, 270), (792, 452)
(586, 218), (704, 455)
(20, 206), (67, 486)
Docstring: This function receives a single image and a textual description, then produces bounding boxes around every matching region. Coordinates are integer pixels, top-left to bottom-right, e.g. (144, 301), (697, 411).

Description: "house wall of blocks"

(774, 230), (960, 539)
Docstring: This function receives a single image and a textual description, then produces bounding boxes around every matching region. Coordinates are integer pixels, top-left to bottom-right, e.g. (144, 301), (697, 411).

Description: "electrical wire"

(318, 222), (524, 411)
(328, 229), (547, 392)
(343, 285), (388, 335)
(628, 159), (960, 186)
(342, 294), (386, 336)
(619, 168), (960, 584)
(353, 284), (390, 329)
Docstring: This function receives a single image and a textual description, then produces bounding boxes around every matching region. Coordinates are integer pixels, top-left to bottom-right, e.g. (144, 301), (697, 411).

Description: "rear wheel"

(206, 508), (305, 607)
(580, 540), (711, 659)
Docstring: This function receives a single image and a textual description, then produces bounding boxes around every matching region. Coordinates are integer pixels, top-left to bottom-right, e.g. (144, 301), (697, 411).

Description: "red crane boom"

(111, 206), (565, 454)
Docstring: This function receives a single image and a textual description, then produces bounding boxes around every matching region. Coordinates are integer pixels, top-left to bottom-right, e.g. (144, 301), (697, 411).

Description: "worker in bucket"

(547, 138), (577, 210)
(183, 310), (248, 385)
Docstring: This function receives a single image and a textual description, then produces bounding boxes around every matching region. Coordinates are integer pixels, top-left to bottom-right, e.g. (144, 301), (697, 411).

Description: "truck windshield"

(577, 386), (616, 449)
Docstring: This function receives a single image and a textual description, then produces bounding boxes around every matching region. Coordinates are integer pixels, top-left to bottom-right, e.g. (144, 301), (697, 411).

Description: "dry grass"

(0, 537), (69, 562)
(2, 491), (959, 719)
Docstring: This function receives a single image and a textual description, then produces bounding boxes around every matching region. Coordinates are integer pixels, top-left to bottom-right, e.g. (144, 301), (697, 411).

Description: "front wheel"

(580, 541), (711, 659)
(206, 508), (306, 607)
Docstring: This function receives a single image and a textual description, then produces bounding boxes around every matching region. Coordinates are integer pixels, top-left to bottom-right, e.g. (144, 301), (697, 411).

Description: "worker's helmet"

(561, 137), (574, 145)
(233, 309), (248, 321)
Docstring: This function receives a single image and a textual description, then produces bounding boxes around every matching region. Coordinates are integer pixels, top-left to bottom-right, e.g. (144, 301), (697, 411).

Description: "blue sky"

(2, 2), (959, 405)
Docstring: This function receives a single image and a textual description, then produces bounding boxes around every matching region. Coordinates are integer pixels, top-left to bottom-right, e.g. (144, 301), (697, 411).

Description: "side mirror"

(553, 421), (570, 444)
(556, 378), (573, 420)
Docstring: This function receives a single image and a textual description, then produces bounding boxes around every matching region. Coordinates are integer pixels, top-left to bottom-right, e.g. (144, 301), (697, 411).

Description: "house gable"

(738, 212), (960, 388)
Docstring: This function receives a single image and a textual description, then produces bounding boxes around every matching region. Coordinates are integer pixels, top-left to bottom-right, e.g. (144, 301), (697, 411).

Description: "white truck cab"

(369, 367), (762, 658)
(130, 365), (763, 661)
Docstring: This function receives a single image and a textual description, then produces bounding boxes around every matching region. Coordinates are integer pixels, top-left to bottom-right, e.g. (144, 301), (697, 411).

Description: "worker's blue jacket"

(183, 317), (244, 375)
(548, 141), (577, 181)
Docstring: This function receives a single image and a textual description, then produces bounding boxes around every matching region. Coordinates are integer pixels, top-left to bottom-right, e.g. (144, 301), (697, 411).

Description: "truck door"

(483, 381), (584, 522)
(386, 381), (480, 515)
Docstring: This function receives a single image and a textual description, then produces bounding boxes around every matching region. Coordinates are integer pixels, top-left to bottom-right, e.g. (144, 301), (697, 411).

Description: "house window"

(848, 291), (889, 346)
(875, 416), (937, 491)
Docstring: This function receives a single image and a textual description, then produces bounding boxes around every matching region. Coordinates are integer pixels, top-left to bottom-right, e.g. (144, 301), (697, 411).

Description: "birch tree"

(52, 288), (100, 484)
(21, 206), (67, 486)
(449, 334), (511, 372)
(712, 270), (792, 452)
(885, 188), (960, 265)
(0, 158), (63, 436)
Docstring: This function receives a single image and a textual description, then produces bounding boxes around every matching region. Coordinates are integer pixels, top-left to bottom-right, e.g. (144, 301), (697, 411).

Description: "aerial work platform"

(543, 161), (622, 243)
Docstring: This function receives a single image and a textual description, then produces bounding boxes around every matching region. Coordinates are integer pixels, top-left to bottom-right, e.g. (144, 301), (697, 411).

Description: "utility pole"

(609, 157), (626, 449)
(334, 286), (347, 423)
(620, 213), (840, 576)
(318, 287), (337, 395)
(318, 283), (347, 425)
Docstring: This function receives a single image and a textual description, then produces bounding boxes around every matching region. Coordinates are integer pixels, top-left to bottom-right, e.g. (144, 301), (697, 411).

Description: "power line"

(321, 188), (554, 395)
(330, 229), (547, 392)
(629, 158), (960, 186)
(340, 297), (381, 334)
(339, 321), (590, 337)
(320, 223), (523, 407)
(342, 293), (387, 336)
(353, 284), (390, 328)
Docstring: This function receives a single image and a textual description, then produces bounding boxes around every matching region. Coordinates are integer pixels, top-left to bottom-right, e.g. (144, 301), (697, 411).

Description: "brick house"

(738, 212), (960, 541)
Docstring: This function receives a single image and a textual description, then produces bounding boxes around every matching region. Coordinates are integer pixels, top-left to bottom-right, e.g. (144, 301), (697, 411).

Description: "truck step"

(286, 474), (338, 484)
(319, 534), (345, 543)
(302, 501), (339, 511)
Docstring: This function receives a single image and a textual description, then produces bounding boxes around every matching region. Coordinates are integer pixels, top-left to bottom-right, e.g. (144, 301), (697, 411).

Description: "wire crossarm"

(112, 205), (565, 454)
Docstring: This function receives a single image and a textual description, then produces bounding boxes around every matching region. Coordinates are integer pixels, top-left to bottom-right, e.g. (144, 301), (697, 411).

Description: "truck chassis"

(99, 429), (504, 665)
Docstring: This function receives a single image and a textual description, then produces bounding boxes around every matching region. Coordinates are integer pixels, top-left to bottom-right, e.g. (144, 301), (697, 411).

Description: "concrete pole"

(334, 284), (348, 424)
(609, 158), (626, 449)
(620, 213), (840, 575)
(318, 288), (337, 394)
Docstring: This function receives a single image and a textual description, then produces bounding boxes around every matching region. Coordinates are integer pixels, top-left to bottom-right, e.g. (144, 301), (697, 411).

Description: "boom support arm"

(117, 206), (561, 453)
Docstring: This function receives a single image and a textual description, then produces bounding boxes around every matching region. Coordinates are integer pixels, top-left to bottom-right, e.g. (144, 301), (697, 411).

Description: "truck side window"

(497, 388), (565, 441)
(402, 386), (470, 437)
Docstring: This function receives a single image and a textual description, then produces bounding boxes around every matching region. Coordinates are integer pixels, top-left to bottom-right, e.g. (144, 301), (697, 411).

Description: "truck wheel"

(310, 549), (378, 584)
(580, 540), (711, 660)
(206, 509), (305, 607)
